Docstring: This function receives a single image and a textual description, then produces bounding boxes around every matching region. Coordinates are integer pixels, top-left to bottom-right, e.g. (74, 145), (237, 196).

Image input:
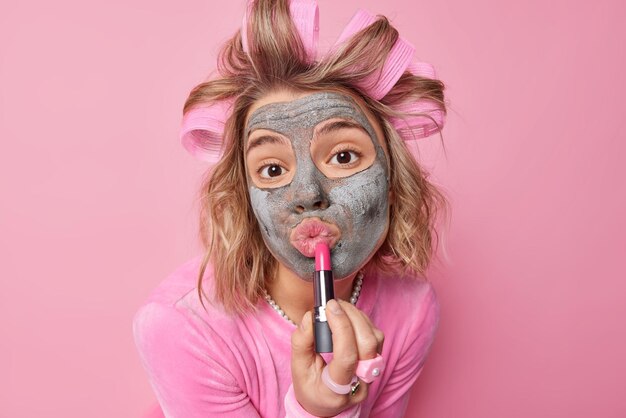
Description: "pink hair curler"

(181, 1), (445, 163)
(179, 99), (234, 164)
(329, 10), (444, 140)
(389, 98), (445, 141)
(388, 61), (445, 141)
(333, 9), (415, 101)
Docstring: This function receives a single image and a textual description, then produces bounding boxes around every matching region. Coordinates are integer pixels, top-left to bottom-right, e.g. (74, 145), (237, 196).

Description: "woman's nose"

(292, 178), (329, 214)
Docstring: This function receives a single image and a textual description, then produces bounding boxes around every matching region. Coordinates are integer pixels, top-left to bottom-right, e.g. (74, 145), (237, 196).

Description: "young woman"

(134, 0), (447, 416)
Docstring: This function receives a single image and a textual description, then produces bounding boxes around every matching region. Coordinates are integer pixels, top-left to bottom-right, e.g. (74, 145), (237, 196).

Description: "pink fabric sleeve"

(134, 301), (359, 418)
(133, 302), (262, 418)
(368, 284), (440, 416)
(284, 384), (362, 418)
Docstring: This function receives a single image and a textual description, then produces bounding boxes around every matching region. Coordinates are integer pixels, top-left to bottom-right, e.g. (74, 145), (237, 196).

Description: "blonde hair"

(184, 0), (448, 315)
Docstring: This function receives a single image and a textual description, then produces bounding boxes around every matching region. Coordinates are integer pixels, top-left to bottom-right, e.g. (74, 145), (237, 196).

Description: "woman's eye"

(259, 164), (284, 178)
(329, 150), (359, 165)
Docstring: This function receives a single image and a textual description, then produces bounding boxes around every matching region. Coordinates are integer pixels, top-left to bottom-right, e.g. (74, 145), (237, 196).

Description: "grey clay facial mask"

(246, 92), (389, 280)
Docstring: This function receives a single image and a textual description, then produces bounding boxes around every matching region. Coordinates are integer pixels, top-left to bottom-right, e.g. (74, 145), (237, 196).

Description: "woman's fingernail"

(327, 299), (342, 315)
(300, 312), (310, 330)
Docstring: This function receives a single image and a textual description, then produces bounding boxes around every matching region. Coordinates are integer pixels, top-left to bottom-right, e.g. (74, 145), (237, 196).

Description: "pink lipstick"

(313, 242), (334, 353)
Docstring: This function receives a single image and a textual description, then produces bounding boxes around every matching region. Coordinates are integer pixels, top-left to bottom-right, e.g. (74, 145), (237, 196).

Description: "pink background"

(1, 0), (624, 417)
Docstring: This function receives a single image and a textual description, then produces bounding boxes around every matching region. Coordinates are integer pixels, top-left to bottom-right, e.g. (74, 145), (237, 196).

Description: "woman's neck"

(266, 263), (357, 326)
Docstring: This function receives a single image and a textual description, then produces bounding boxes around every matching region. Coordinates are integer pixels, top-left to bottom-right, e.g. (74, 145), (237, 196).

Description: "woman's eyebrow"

(315, 119), (369, 138)
(246, 134), (289, 152)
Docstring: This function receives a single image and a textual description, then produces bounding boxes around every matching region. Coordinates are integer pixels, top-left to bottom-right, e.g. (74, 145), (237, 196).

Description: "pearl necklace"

(264, 271), (365, 326)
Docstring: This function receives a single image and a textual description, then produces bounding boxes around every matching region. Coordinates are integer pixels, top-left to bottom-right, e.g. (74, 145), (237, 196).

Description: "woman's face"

(244, 90), (390, 280)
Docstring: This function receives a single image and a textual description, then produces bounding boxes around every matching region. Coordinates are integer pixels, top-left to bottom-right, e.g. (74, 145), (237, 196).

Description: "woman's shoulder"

(367, 268), (440, 333)
(132, 257), (258, 403)
(372, 268), (439, 309)
(132, 256), (240, 349)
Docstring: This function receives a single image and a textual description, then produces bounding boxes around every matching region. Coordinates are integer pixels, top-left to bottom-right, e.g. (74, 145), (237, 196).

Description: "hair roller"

(180, 100), (233, 163)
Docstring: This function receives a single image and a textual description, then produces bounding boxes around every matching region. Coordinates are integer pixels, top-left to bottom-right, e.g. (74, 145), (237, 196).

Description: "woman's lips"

(289, 218), (341, 257)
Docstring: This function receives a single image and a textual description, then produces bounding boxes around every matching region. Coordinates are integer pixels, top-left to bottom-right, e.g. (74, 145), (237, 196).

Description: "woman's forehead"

(246, 89), (313, 116)
(247, 92), (369, 134)
(245, 90), (387, 152)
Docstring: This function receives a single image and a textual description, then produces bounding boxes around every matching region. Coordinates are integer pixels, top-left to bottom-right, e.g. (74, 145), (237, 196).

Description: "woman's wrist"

(284, 384), (362, 418)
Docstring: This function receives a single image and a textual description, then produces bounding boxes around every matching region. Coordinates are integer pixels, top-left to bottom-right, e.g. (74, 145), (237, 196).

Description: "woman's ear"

(388, 188), (395, 206)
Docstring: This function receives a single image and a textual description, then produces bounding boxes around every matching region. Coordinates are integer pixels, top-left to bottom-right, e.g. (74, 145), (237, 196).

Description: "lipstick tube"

(314, 242), (334, 353)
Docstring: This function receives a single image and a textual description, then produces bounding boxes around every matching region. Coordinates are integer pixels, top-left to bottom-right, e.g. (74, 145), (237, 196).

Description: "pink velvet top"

(133, 256), (440, 417)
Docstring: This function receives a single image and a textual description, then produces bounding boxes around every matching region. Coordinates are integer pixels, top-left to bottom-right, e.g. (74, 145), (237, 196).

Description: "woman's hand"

(291, 299), (385, 417)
